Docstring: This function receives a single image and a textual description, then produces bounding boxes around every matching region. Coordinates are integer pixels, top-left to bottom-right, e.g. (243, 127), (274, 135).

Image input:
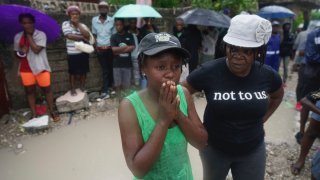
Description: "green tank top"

(126, 85), (193, 180)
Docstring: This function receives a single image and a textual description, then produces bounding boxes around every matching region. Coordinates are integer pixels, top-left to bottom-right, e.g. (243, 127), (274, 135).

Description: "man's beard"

(100, 13), (107, 17)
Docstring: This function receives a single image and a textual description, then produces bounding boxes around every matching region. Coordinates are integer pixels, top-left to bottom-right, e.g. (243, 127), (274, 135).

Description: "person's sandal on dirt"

(51, 111), (60, 122)
(291, 163), (303, 175)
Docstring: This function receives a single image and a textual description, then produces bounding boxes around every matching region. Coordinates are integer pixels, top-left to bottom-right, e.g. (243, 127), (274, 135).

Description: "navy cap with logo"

(138, 32), (190, 63)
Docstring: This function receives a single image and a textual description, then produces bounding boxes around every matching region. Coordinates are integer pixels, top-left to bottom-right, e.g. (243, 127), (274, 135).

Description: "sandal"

(51, 112), (60, 123)
(291, 163), (303, 175)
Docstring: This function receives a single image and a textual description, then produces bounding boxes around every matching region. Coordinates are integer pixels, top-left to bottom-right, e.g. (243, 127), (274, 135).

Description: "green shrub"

(311, 10), (320, 20)
(153, 0), (181, 8)
(108, 0), (135, 5)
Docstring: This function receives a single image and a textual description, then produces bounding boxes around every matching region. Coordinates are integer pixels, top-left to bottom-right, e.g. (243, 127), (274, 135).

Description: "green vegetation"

(192, 0), (214, 9)
(192, 0), (258, 15)
(311, 9), (320, 20)
(153, 0), (181, 8)
(292, 11), (304, 31)
(214, 0), (258, 15)
(108, 0), (135, 6)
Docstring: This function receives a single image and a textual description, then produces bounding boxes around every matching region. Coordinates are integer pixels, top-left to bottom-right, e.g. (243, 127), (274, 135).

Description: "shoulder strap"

(177, 85), (188, 116)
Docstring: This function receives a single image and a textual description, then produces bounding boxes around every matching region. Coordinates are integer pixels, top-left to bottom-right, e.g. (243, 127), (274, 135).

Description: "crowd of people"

(12, 1), (320, 179)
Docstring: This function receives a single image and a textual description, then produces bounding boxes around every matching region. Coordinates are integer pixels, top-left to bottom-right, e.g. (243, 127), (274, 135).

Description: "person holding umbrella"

(13, 13), (59, 122)
(62, 5), (91, 96)
(138, 17), (159, 41)
(182, 14), (284, 180)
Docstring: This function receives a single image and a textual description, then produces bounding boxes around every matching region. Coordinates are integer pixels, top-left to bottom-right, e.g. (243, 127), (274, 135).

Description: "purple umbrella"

(0, 4), (60, 44)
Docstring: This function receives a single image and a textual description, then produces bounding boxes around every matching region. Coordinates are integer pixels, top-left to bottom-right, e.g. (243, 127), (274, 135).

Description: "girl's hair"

(18, 13), (35, 23)
(224, 42), (267, 65)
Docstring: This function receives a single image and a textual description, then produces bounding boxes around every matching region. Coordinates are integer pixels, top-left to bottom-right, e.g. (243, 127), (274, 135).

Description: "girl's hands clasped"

(158, 81), (180, 126)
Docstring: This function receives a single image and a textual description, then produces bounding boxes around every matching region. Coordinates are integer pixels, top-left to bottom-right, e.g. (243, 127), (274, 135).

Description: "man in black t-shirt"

(111, 19), (135, 92)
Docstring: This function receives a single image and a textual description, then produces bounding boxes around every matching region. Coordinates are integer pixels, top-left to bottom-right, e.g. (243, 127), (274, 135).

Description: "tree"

(192, 0), (258, 16)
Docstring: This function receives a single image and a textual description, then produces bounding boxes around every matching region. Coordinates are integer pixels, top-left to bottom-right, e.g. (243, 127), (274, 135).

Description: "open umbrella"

(177, 8), (230, 28)
(0, 4), (60, 44)
(257, 5), (295, 19)
(113, 4), (162, 18)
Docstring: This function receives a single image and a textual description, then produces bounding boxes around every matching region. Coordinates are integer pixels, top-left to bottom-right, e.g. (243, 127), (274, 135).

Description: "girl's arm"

(118, 84), (179, 178)
(175, 87), (208, 150)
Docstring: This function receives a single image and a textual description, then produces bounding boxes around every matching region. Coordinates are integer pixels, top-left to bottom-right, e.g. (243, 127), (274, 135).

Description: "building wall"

(2, 6), (191, 109)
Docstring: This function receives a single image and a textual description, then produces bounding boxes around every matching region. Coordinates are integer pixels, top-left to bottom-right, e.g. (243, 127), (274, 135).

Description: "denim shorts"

(311, 101), (320, 122)
(312, 150), (320, 179)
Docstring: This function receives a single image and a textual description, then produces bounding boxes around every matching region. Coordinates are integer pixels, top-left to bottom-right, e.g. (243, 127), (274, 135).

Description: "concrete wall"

(2, 6), (191, 109)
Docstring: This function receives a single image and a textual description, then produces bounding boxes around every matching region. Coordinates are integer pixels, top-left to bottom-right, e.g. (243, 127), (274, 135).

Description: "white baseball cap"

(223, 14), (272, 48)
(98, 1), (109, 6)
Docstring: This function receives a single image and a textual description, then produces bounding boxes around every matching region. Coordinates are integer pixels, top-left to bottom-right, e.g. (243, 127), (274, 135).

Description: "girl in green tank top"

(118, 32), (207, 180)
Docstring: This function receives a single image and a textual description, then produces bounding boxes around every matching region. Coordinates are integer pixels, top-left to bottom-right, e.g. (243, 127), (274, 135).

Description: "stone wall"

(2, 6), (192, 109)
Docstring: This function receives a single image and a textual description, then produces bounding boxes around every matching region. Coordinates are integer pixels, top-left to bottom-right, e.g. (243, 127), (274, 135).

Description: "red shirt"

(19, 35), (32, 72)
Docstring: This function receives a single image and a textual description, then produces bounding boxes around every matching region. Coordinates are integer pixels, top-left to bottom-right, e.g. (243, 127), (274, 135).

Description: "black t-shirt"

(187, 58), (282, 156)
(110, 32), (134, 68)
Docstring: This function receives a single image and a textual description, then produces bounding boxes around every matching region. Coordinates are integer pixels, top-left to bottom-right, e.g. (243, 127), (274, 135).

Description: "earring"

(142, 73), (146, 77)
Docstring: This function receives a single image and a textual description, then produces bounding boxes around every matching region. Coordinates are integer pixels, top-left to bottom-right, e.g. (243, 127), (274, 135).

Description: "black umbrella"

(177, 8), (230, 28)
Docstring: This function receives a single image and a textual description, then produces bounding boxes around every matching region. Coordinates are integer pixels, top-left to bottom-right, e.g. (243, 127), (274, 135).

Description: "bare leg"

(80, 74), (87, 92)
(292, 119), (320, 175)
(25, 85), (36, 117)
(300, 107), (310, 134)
(69, 74), (77, 96)
(41, 86), (60, 122)
(41, 86), (54, 113)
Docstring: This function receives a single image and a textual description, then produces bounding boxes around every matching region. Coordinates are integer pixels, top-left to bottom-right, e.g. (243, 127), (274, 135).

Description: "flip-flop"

(291, 163), (303, 175)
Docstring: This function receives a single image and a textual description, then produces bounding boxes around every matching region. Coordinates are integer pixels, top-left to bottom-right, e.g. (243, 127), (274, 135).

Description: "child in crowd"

(110, 18), (135, 94)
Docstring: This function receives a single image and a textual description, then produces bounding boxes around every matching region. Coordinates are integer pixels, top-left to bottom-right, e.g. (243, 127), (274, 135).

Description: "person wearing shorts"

(14, 13), (59, 122)
(62, 5), (91, 96)
(110, 18), (135, 94)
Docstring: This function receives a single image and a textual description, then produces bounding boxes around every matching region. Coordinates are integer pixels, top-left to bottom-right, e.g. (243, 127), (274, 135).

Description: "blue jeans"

(200, 142), (266, 180)
(96, 49), (113, 94)
(312, 150), (320, 179)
